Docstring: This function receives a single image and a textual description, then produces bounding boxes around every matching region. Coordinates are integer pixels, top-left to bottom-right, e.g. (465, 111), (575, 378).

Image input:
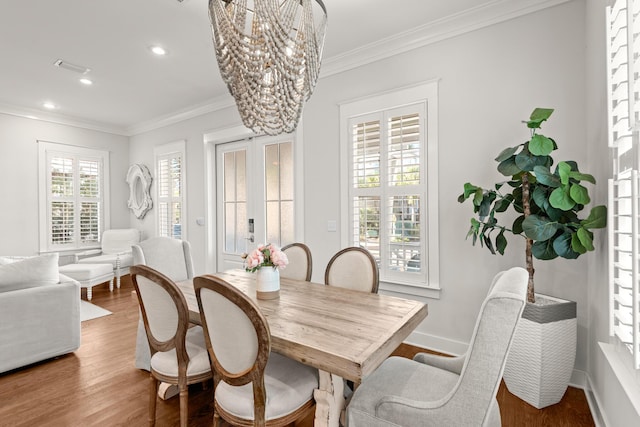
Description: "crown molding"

(2, 0), (571, 137)
(320, 0), (572, 77)
(126, 95), (236, 136)
(0, 102), (128, 136)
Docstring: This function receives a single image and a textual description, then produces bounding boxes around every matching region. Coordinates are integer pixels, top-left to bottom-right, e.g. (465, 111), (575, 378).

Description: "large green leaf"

(577, 227), (594, 251)
(549, 186), (575, 210)
(557, 161), (572, 186)
(532, 239), (559, 260)
(515, 150), (551, 172)
(495, 146), (519, 162)
(533, 165), (561, 187)
(569, 183), (590, 205)
(522, 214), (560, 240)
(569, 171), (596, 184)
(497, 156), (521, 176)
(532, 186), (550, 210)
(581, 205), (608, 229)
(512, 215), (525, 234)
(571, 233), (587, 254)
(496, 229), (507, 255)
(473, 188), (484, 206)
(552, 232), (580, 259)
(527, 108), (554, 129)
(529, 134), (555, 156)
(462, 183), (479, 199)
(495, 195), (512, 213)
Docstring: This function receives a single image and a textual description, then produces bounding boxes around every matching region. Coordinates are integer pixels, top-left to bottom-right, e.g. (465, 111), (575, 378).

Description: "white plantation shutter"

(349, 105), (427, 285)
(608, 0), (640, 369)
(39, 142), (109, 252)
(156, 141), (185, 240)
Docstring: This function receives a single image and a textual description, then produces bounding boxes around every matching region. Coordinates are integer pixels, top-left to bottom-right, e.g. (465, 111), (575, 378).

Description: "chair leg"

(179, 385), (188, 427)
(213, 411), (221, 427)
(86, 286), (93, 301)
(109, 277), (114, 292)
(149, 375), (158, 426)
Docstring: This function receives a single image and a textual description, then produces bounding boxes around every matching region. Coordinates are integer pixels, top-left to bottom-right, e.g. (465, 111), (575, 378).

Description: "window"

(155, 141), (185, 240)
(607, 0), (640, 370)
(38, 141), (110, 252)
(340, 82), (439, 293)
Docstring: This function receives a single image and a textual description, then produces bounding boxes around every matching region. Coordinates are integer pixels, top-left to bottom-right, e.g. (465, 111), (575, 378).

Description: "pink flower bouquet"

(241, 243), (288, 273)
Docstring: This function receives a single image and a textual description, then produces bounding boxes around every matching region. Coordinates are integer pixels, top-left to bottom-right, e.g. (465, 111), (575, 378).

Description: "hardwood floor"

(0, 277), (594, 426)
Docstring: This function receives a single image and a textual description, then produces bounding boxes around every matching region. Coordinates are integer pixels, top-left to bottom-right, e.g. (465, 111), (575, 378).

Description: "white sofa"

(0, 254), (81, 374)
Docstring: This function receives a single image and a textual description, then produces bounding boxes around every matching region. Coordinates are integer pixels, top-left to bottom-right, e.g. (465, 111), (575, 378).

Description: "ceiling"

(0, 0), (560, 135)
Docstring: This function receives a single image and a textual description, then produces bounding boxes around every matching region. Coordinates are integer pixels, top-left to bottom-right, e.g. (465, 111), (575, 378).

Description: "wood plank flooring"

(0, 277), (595, 426)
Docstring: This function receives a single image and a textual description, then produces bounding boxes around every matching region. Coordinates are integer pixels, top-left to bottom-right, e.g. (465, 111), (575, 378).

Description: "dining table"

(175, 269), (428, 427)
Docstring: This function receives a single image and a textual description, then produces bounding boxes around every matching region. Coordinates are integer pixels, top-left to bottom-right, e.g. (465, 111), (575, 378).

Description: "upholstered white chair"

(325, 247), (379, 293)
(346, 267), (528, 427)
(280, 242), (312, 281)
(131, 265), (212, 427)
(194, 274), (318, 427)
(133, 237), (195, 370)
(76, 228), (141, 289)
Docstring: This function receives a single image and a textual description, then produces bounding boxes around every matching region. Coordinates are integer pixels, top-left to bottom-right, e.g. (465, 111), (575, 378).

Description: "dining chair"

(194, 274), (319, 427)
(345, 266), (528, 427)
(130, 265), (212, 427)
(133, 236), (195, 371)
(324, 246), (379, 293)
(280, 242), (312, 281)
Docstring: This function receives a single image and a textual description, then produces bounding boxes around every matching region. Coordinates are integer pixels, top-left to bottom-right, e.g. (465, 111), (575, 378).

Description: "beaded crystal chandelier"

(208, 0), (327, 135)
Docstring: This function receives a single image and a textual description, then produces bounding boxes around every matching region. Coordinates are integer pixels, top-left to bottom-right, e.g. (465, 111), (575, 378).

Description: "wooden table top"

(176, 269), (428, 382)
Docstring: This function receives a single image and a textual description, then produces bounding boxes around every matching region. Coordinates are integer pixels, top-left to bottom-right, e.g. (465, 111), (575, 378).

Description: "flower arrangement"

(241, 243), (289, 273)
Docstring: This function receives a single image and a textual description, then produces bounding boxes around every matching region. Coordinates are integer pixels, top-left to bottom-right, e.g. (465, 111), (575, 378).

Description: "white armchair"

(75, 228), (141, 289)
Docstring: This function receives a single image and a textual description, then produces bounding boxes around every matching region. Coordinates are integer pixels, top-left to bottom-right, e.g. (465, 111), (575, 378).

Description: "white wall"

(0, 114), (129, 256)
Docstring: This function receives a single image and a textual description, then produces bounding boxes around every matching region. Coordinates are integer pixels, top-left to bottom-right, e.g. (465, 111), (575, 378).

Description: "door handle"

(245, 235), (255, 243)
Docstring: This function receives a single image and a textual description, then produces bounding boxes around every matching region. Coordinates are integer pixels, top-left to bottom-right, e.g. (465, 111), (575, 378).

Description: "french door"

(216, 136), (295, 272)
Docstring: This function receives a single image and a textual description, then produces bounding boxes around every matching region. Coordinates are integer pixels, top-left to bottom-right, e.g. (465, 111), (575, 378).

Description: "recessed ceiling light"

(151, 46), (167, 56)
(43, 102), (57, 110)
(79, 78), (93, 85)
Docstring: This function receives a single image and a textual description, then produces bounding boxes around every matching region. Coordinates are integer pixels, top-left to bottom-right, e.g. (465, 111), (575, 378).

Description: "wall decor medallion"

(126, 164), (153, 219)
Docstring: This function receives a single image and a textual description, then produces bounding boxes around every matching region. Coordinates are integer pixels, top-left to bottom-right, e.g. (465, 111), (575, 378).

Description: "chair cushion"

(59, 263), (113, 281)
(0, 253), (60, 292)
(150, 326), (211, 377)
(215, 352), (318, 421)
(347, 356), (460, 426)
(78, 252), (133, 269)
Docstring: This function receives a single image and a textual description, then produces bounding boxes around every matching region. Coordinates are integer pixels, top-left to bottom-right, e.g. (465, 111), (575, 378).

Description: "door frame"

(203, 124), (305, 273)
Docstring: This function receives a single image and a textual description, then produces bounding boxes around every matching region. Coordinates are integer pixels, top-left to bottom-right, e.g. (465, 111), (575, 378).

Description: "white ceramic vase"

(256, 267), (280, 300)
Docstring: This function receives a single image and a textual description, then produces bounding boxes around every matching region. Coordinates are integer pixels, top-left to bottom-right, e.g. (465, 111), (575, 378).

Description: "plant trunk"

(522, 172), (535, 303)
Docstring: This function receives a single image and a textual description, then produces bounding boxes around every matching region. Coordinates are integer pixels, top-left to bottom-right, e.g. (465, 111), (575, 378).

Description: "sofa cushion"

(0, 253), (60, 292)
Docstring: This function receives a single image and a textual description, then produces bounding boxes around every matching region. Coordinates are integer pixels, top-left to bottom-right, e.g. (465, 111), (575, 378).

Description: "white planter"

(256, 267), (280, 300)
(502, 294), (576, 409)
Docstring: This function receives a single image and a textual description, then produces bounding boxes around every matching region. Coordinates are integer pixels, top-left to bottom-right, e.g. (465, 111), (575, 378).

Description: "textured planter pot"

(256, 267), (280, 300)
(503, 294), (577, 409)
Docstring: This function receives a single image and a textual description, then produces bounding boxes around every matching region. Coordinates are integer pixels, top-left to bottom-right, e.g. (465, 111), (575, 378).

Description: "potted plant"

(241, 243), (289, 300)
(457, 107), (607, 408)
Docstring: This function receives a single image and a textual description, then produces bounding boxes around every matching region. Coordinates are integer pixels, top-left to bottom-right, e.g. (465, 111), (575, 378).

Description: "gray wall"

(0, 114), (130, 256)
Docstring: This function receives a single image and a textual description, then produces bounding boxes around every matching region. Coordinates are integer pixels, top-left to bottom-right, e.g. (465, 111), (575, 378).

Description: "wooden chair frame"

(281, 242), (313, 281)
(131, 265), (212, 427)
(194, 274), (314, 427)
(324, 246), (379, 294)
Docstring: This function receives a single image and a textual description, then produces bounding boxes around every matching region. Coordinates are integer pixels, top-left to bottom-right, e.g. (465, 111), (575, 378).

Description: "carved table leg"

(158, 383), (179, 400)
(313, 370), (345, 427)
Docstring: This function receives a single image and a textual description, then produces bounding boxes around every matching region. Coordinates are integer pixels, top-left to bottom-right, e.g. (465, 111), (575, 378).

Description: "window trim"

(339, 80), (440, 297)
(37, 140), (110, 253)
(154, 140), (187, 240)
